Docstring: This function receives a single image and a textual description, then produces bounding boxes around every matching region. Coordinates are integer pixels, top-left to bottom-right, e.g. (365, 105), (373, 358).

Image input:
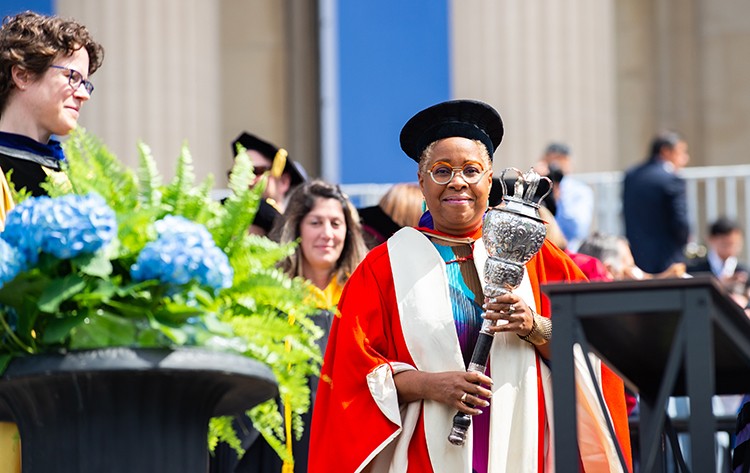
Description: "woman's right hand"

(393, 369), (493, 415)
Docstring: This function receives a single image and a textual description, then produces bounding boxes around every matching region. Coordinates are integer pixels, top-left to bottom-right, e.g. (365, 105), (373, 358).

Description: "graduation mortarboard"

(231, 132), (307, 187)
(399, 99), (504, 163)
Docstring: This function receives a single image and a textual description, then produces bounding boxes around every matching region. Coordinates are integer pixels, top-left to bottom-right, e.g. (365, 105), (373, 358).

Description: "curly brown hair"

(0, 11), (104, 113)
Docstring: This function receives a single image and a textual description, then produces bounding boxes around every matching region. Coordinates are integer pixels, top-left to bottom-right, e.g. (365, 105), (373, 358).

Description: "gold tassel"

(271, 148), (288, 178)
(281, 313), (296, 473)
(281, 393), (294, 473)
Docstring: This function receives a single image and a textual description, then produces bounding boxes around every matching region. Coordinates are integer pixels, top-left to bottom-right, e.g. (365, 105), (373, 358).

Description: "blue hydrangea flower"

(0, 238), (26, 288)
(2, 196), (54, 264)
(131, 216), (233, 291)
(2, 193), (117, 262)
(154, 215), (214, 242)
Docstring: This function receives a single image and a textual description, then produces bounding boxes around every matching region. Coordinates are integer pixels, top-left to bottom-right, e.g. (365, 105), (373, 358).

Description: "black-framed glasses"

(427, 160), (488, 185)
(49, 65), (94, 95)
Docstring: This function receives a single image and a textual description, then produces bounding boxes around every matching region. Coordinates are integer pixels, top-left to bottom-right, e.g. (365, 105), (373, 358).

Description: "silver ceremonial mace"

(448, 167), (551, 446)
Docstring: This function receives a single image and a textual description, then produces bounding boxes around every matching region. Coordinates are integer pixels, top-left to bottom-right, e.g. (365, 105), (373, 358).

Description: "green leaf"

(15, 298), (40, 346)
(74, 279), (118, 305)
(0, 355), (11, 375)
(37, 275), (87, 313)
(154, 302), (205, 325)
(68, 311), (139, 349)
(41, 313), (88, 344)
(0, 271), (51, 308)
(153, 323), (189, 345)
(77, 251), (114, 278)
(135, 329), (164, 347)
(202, 313), (235, 337)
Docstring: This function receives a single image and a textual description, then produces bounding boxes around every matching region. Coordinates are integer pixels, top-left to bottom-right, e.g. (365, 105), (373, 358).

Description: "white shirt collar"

(707, 249), (737, 278)
(660, 159), (676, 174)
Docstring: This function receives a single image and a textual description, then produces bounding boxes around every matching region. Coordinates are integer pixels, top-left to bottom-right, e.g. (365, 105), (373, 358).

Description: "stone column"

(451, 0), (617, 174)
(57, 0), (223, 181)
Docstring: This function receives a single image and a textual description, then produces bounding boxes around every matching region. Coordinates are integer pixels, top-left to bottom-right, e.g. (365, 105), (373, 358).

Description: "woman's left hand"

(482, 294), (532, 337)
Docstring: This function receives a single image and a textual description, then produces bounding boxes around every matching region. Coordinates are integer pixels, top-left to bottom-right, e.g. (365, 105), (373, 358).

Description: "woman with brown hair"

(276, 180), (368, 301)
(228, 180), (368, 473)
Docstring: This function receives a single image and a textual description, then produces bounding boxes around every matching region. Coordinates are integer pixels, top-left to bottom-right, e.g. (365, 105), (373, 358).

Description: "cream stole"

(365, 227), (625, 473)
(387, 227), (544, 473)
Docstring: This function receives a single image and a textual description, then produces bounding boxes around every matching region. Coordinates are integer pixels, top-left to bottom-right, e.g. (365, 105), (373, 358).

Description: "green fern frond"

(229, 237), (297, 277)
(228, 145), (254, 194)
(179, 175), (220, 224)
(162, 142), (196, 216)
(228, 313), (319, 354)
(249, 401), (293, 463)
(208, 416), (244, 456)
(135, 142), (162, 209)
(115, 209), (160, 256)
(213, 152), (263, 252)
(4, 169), (32, 204)
(228, 270), (315, 318)
(54, 129), (139, 216)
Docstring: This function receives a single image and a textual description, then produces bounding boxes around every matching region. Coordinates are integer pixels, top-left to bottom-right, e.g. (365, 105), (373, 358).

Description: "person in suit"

(622, 131), (691, 274)
(686, 216), (749, 305)
(686, 217), (748, 473)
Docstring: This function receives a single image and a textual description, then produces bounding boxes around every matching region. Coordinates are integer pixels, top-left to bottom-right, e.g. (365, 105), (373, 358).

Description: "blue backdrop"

(338, 1), (450, 184)
(1, 1), (53, 19)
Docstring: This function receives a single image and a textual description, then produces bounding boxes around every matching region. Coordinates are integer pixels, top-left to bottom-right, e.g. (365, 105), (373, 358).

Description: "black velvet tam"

(231, 132), (306, 187)
(399, 99), (504, 163)
(358, 205), (402, 244)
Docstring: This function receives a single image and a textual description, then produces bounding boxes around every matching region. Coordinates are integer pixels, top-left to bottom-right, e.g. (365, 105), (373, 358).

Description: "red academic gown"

(309, 231), (631, 473)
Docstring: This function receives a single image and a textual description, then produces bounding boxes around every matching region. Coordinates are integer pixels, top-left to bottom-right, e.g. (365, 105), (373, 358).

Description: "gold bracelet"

(518, 311), (552, 345)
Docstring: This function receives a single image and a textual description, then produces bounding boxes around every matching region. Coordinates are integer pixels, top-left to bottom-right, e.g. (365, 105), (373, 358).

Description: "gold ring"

(460, 392), (468, 402)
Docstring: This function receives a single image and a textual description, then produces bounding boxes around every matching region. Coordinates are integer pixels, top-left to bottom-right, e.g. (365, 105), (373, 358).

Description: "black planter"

(0, 347), (277, 473)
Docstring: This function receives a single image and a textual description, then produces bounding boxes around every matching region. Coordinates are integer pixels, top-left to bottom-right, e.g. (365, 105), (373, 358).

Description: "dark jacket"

(622, 158), (690, 273)
(685, 256), (750, 294)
